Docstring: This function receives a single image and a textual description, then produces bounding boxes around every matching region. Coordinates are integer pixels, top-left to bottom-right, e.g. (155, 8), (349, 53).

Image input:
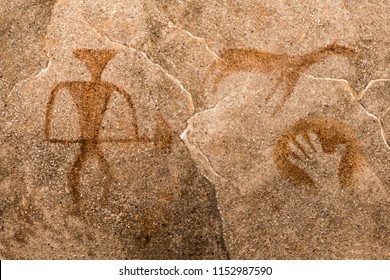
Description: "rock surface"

(0, 0), (389, 259)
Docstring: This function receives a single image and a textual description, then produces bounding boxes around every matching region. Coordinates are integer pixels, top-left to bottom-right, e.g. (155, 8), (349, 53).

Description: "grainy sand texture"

(1, 0), (389, 259)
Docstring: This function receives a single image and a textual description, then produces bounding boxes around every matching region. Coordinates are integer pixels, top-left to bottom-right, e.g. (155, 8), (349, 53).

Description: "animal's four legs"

(270, 71), (301, 115)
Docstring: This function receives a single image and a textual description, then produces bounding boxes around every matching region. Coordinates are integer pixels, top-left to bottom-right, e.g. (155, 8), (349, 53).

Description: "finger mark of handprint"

(288, 133), (315, 160)
(296, 133), (316, 158)
(274, 117), (365, 189)
(287, 132), (322, 170)
(290, 132), (344, 188)
(307, 131), (323, 153)
(287, 154), (305, 170)
(300, 130), (317, 152)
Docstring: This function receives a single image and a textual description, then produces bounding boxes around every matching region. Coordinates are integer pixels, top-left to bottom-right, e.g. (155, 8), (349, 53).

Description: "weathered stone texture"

(0, 0), (389, 259)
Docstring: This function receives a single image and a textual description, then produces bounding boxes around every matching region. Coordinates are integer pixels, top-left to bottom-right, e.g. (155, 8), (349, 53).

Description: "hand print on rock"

(207, 44), (356, 114)
(273, 117), (365, 192)
(286, 131), (347, 189)
(44, 49), (172, 208)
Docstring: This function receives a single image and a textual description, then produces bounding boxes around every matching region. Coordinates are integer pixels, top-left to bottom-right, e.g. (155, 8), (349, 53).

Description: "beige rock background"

(0, 0), (389, 259)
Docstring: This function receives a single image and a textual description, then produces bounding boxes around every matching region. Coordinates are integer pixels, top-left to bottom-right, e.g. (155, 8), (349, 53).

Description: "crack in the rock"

(180, 125), (228, 184)
(149, 2), (221, 60)
(31, 60), (52, 79)
(4, 0), (57, 104)
(300, 73), (355, 97)
(5, 57), (53, 104)
(356, 78), (390, 150)
(179, 90), (235, 178)
(359, 78), (390, 99)
(183, 73), (390, 179)
(356, 80), (390, 151)
(180, 122), (234, 259)
(301, 73), (390, 150)
(300, 73), (352, 85)
(74, 6), (195, 114)
(135, 49), (195, 113)
(195, 143), (228, 182)
(358, 102), (390, 150)
(166, 21), (221, 60)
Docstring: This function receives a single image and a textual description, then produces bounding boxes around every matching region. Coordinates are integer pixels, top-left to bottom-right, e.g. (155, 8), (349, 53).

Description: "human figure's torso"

(65, 81), (117, 141)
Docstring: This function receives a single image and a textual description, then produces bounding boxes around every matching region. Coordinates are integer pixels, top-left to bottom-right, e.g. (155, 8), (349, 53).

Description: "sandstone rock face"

(0, 0), (389, 259)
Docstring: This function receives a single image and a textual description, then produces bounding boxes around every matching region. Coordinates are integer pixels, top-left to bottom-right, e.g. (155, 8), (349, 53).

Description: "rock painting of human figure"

(207, 44), (356, 114)
(44, 49), (172, 208)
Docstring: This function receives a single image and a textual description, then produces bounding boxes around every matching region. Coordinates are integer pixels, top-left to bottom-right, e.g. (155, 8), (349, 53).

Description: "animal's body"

(208, 44), (356, 114)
